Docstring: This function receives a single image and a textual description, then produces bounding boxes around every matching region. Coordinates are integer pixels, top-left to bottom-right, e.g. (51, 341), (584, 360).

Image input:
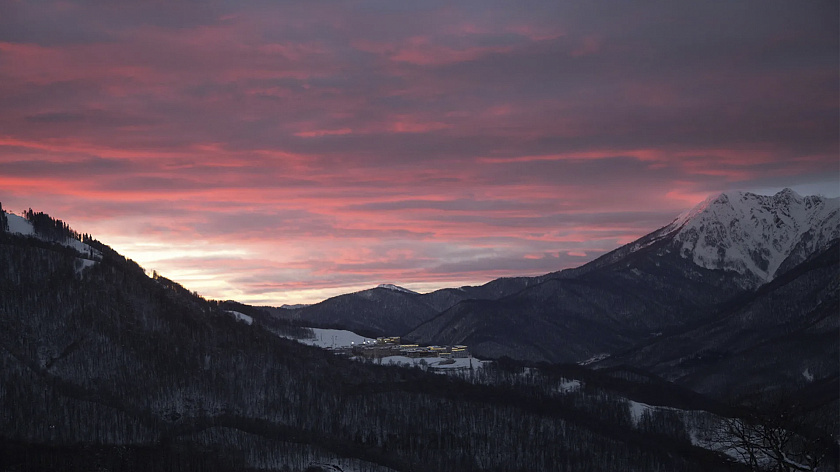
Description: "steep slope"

(406, 237), (747, 362)
(561, 188), (838, 286)
(599, 240), (839, 400)
(666, 189), (838, 286)
(407, 189), (839, 363)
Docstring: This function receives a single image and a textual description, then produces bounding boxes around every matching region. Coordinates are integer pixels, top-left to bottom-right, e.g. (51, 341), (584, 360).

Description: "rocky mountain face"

(556, 188), (838, 284)
(666, 189), (838, 287)
(274, 189), (838, 389)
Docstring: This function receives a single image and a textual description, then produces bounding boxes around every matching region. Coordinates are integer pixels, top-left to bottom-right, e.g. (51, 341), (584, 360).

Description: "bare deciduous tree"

(714, 401), (833, 472)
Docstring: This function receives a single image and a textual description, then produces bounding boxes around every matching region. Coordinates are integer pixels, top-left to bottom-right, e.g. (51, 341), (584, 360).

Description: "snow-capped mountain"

(663, 188), (839, 286)
(408, 188), (839, 365)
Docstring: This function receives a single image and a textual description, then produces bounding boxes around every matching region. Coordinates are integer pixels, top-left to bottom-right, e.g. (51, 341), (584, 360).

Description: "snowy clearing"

(227, 311), (253, 325)
(627, 400), (655, 426)
(289, 328), (374, 349)
(5, 212), (102, 259)
(6, 213), (34, 236)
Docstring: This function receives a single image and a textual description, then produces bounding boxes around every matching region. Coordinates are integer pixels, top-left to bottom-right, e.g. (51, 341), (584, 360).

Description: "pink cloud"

(391, 42), (513, 66)
(0, 0), (835, 305)
(295, 128), (354, 138)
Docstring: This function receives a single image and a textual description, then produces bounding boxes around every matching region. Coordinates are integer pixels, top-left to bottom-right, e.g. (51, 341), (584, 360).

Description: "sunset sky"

(1, 1), (837, 305)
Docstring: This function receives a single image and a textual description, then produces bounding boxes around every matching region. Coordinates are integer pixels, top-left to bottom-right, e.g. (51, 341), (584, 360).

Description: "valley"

(0, 188), (837, 471)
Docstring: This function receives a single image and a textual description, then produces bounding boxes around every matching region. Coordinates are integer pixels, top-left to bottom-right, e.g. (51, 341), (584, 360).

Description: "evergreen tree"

(0, 202), (7, 232)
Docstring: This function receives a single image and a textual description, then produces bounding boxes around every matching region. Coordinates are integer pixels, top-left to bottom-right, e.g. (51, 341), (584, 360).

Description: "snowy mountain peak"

(772, 187), (804, 204)
(376, 284), (419, 295)
(665, 188), (839, 284)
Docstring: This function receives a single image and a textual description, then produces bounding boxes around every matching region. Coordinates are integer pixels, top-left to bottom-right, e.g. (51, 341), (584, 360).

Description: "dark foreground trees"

(713, 396), (837, 472)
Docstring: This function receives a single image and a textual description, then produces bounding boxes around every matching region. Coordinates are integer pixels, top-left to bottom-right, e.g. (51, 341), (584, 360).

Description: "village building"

(352, 336), (471, 360)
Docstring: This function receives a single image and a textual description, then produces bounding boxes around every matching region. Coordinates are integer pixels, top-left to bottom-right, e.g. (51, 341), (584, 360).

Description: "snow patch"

(227, 311), (253, 325)
(280, 303), (310, 310)
(376, 283), (419, 295)
(578, 353), (610, 366)
(6, 213), (34, 236)
(626, 399), (685, 427)
(4, 212), (102, 260)
(802, 368), (814, 382)
(627, 400), (654, 426)
(556, 379), (581, 393)
(74, 258), (97, 275)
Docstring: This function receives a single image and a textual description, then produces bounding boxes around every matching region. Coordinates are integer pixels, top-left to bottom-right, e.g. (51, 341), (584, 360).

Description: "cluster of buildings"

(351, 336), (470, 360)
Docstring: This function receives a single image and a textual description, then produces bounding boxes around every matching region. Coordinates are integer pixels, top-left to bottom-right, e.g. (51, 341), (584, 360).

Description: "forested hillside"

(0, 212), (759, 471)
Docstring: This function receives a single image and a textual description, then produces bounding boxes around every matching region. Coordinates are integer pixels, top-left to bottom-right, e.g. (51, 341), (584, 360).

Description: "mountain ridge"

(0, 195), (836, 470)
(666, 189), (838, 286)
(0, 213), (753, 471)
(558, 188), (838, 285)
(404, 189), (839, 371)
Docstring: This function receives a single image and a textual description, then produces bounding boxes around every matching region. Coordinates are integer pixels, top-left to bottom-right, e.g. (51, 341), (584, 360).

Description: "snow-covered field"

(291, 328), (374, 348)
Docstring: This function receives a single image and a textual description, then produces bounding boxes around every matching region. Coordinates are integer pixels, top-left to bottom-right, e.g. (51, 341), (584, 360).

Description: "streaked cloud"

(0, 0), (836, 304)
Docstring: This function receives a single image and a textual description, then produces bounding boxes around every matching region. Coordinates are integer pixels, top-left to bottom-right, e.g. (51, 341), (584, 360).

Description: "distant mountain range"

(3, 198), (781, 471)
(276, 276), (544, 338)
(0, 188), (836, 470)
(283, 188), (839, 398)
